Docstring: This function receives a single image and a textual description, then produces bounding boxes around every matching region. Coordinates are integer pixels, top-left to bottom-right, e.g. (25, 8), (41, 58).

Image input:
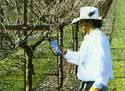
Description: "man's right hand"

(61, 47), (67, 55)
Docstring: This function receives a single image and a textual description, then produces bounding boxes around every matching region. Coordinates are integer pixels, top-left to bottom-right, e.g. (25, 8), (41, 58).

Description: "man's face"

(79, 20), (91, 32)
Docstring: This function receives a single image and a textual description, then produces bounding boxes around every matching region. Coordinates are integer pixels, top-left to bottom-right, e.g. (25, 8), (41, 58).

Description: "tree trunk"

(57, 25), (64, 90)
(25, 49), (33, 91)
(72, 23), (79, 80)
(19, 44), (33, 91)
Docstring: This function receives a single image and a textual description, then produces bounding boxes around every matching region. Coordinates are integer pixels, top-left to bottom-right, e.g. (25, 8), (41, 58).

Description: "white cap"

(72, 6), (102, 24)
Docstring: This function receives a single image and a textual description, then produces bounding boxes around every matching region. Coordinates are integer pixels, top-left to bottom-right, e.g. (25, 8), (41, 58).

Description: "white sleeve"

(90, 36), (112, 89)
(64, 50), (80, 65)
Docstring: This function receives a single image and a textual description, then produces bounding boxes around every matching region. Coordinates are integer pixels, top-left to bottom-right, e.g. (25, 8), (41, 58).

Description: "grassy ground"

(110, 0), (125, 91)
(111, 0), (125, 48)
(0, 42), (56, 91)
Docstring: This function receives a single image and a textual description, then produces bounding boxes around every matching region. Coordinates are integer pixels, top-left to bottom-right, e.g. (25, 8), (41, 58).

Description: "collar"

(84, 28), (100, 39)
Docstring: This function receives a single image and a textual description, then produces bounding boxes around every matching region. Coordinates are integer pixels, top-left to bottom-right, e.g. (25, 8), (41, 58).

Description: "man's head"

(79, 19), (102, 33)
(71, 6), (102, 33)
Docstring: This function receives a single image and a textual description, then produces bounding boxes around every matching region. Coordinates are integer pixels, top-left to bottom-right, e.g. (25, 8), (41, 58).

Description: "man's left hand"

(49, 40), (62, 55)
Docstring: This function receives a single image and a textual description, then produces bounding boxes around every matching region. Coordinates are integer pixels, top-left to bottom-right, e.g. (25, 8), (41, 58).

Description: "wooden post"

(24, 0), (27, 90)
(72, 23), (79, 79)
(23, 0), (33, 91)
(25, 47), (33, 91)
(57, 24), (64, 90)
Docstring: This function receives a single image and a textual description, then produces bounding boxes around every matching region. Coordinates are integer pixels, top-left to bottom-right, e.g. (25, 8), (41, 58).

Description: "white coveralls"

(64, 28), (113, 89)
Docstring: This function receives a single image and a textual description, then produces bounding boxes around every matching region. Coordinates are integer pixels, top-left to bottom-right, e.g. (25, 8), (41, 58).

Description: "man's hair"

(92, 20), (102, 28)
(80, 19), (102, 28)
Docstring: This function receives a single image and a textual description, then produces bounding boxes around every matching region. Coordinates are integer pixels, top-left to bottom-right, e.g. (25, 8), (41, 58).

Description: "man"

(64, 6), (113, 91)
(50, 6), (112, 91)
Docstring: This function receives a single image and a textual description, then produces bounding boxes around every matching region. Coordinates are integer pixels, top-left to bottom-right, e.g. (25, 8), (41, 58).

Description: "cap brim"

(71, 17), (102, 24)
(71, 17), (81, 24)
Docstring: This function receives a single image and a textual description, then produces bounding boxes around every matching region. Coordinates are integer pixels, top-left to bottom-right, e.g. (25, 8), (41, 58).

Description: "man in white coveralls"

(62, 6), (113, 91)
(50, 6), (113, 91)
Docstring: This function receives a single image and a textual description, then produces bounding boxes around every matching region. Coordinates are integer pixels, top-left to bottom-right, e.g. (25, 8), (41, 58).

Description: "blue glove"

(49, 40), (62, 55)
